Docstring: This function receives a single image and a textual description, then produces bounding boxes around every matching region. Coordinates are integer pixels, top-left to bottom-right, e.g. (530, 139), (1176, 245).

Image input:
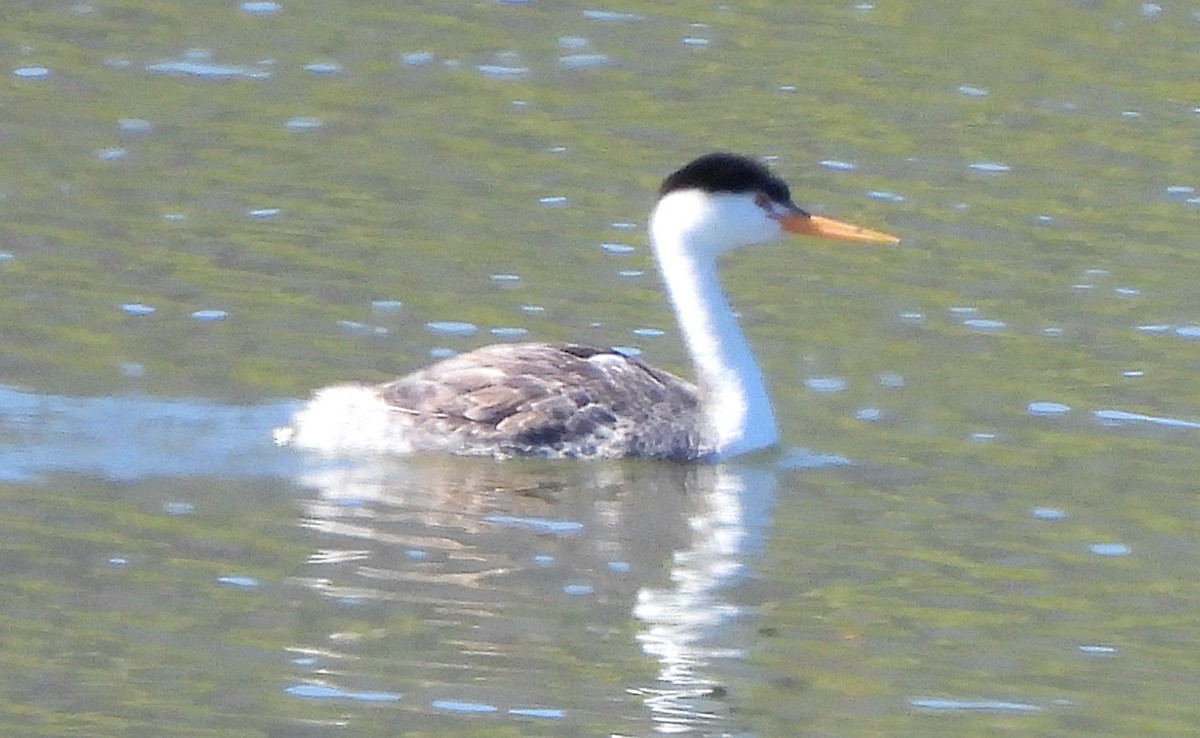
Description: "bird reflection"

(289, 455), (776, 735)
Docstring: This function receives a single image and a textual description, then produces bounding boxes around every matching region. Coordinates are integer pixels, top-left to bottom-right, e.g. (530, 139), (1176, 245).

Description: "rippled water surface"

(3, 1), (1200, 735)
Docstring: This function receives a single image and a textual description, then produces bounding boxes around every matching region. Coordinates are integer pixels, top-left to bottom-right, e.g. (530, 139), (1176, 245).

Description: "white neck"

(651, 195), (779, 458)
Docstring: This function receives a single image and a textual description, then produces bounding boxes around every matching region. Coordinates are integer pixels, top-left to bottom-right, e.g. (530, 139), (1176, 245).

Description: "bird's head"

(650, 152), (898, 259)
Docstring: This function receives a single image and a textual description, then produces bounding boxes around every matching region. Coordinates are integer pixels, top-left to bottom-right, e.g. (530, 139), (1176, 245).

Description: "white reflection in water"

(287, 453), (782, 733)
(633, 465), (776, 731)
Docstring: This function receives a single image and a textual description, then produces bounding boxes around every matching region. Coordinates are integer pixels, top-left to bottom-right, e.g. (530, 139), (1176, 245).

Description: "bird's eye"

(754, 192), (772, 209)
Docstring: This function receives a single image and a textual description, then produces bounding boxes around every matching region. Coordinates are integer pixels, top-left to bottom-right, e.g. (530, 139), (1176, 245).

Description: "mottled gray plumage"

(375, 342), (708, 460)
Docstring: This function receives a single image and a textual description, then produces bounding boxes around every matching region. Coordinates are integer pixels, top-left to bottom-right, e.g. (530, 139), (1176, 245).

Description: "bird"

(274, 152), (898, 461)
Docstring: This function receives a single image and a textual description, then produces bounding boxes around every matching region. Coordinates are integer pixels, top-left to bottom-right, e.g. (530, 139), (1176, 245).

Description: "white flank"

(275, 385), (409, 454)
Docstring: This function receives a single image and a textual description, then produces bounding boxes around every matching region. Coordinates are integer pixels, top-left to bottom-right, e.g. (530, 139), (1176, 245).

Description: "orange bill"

(781, 212), (899, 245)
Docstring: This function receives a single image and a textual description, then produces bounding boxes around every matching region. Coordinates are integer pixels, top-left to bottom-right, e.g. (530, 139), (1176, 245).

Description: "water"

(4, 0), (1200, 735)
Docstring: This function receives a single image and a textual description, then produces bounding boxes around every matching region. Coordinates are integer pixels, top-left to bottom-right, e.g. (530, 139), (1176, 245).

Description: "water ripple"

(303, 61), (341, 74)
(401, 51), (434, 66)
(484, 515), (585, 536)
(559, 53), (611, 69)
(909, 697), (1040, 714)
(963, 318), (1006, 332)
(286, 684), (402, 702)
(820, 159), (856, 171)
(477, 64), (529, 79)
(240, 1), (281, 14)
(1093, 409), (1200, 430)
(96, 147), (127, 161)
(776, 448), (852, 469)
(425, 321), (477, 337)
(583, 9), (644, 21)
(0, 386), (297, 482)
(1031, 507), (1066, 520)
(146, 59), (270, 80)
(13, 66), (51, 80)
(217, 574), (260, 589)
(284, 116), (323, 131)
(431, 699), (496, 713)
(1090, 543), (1131, 557)
(602, 242), (635, 254)
(191, 309), (228, 322)
(1027, 401), (1070, 417)
(509, 707), (565, 719)
(118, 118), (153, 134)
(805, 377), (847, 393)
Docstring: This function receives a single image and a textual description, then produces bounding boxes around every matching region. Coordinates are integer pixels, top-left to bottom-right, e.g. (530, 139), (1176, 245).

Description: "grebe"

(275, 153), (898, 460)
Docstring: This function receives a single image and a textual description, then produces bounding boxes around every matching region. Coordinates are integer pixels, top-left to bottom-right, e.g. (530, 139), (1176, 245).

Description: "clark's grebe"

(275, 153), (898, 460)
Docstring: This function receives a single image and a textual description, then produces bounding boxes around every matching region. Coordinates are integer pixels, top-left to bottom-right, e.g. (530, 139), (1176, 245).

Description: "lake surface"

(3, 0), (1200, 735)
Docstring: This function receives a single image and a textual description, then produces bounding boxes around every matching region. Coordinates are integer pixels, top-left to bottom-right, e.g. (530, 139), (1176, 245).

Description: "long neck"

(653, 231), (779, 458)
